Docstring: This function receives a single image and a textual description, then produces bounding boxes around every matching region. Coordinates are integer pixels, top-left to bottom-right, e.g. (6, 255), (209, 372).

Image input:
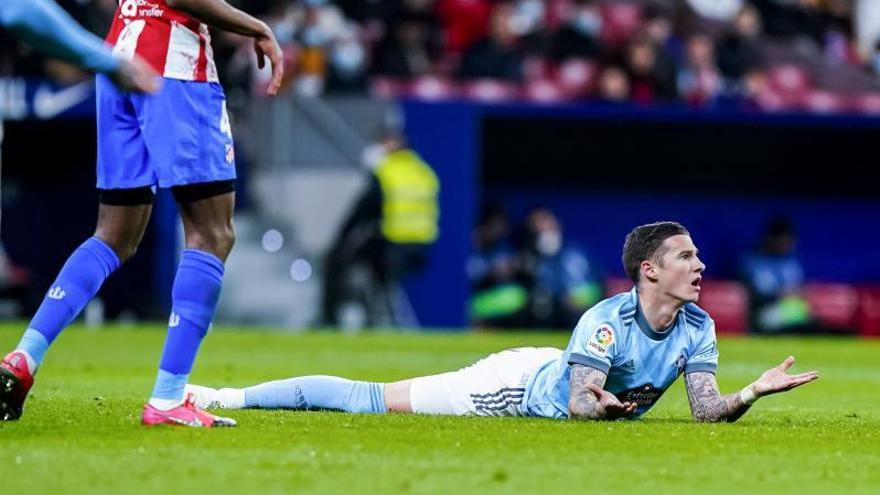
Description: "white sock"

(217, 388), (246, 409)
(148, 397), (184, 411)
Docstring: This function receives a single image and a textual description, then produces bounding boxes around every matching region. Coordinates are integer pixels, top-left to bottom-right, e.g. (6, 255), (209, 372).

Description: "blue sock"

(17, 237), (120, 368)
(243, 376), (387, 414)
(150, 250), (224, 402)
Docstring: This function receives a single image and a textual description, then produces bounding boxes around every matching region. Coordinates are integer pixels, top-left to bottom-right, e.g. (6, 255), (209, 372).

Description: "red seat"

(695, 280), (749, 335)
(856, 286), (880, 337)
(803, 90), (847, 114)
(461, 79), (518, 102)
(605, 277), (633, 297)
(803, 283), (859, 331)
(407, 76), (457, 100)
(767, 64), (813, 94)
(555, 58), (599, 98)
(523, 79), (566, 103)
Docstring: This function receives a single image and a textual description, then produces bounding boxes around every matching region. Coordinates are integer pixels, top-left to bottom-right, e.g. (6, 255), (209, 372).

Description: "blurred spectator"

(322, 130), (439, 328)
(717, 5), (765, 83)
(596, 65), (631, 101)
(515, 207), (602, 329)
(624, 36), (678, 103)
(549, 0), (604, 61)
(436, 0), (492, 54)
(458, 1), (524, 82)
(375, 10), (442, 77)
(468, 203), (525, 327)
(678, 33), (723, 105)
(740, 217), (812, 334)
(0, 243), (28, 318)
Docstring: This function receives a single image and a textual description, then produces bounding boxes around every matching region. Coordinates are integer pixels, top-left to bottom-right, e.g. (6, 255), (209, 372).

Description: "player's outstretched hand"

(110, 56), (160, 94)
(253, 24), (283, 96)
(586, 383), (637, 420)
(750, 356), (818, 398)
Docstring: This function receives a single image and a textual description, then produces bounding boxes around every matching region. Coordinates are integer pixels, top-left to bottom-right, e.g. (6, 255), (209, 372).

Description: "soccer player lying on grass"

(188, 222), (819, 422)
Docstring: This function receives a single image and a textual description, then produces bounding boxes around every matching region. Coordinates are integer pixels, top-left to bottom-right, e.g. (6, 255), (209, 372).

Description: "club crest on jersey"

(588, 325), (614, 356)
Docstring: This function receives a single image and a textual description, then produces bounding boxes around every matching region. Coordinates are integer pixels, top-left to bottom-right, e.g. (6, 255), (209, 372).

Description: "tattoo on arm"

(568, 364), (608, 420)
(684, 372), (751, 423)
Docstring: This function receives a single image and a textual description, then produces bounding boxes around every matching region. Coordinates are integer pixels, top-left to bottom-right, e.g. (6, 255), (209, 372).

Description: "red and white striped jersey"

(105, 0), (218, 82)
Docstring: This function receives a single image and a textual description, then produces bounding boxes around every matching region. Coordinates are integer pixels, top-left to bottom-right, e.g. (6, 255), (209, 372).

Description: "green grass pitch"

(1, 324), (878, 495)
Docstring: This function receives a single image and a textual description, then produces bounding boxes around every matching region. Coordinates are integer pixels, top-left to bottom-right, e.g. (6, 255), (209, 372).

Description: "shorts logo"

(225, 143), (235, 164)
(587, 325), (614, 356)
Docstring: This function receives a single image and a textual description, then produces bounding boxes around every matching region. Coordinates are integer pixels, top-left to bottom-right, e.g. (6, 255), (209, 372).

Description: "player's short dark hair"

(622, 221), (690, 283)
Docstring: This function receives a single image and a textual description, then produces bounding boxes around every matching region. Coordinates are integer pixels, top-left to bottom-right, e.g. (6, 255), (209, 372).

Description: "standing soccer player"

(0, 0), (284, 427)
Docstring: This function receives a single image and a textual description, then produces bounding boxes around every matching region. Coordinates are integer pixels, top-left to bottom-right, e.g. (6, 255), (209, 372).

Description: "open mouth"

(691, 277), (702, 289)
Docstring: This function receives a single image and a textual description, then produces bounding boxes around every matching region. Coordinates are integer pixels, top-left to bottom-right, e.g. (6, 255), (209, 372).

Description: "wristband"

(739, 385), (758, 406)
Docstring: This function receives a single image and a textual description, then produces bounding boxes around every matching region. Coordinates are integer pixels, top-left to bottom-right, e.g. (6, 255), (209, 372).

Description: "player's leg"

(187, 375), (389, 414)
(1, 73), (154, 420)
(141, 188), (237, 427)
(0, 200), (152, 420)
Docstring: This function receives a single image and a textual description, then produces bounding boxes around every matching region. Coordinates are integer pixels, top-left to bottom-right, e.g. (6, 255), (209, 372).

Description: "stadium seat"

(605, 277), (633, 298)
(370, 76), (403, 99)
(803, 283), (859, 332)
(851, 93), (880, 115)
(523, 79), (566, 103)
(694, 280), (749, 335)
(556, 58), (599, 98)
(856, 286), (880, 337)
(522, 56), (553, 82)
(407, 76), (457, 100)
(767, 64), (813, 94)
(461, 79), (518, 102)
(803, 90), (847, 114)
(600, 3), (642, 47)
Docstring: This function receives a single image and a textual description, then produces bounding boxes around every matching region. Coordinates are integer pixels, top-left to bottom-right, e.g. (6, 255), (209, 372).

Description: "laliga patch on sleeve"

(587, 325), (615, 357)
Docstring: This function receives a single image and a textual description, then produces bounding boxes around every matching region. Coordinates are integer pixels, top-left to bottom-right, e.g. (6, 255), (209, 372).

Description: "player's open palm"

(254, 31), (283, 96)
(751, 356), (818, 397)
(586, 384), (637, 419)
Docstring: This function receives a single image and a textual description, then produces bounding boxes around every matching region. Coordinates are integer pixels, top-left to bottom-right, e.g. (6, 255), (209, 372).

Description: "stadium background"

(2, 0), (880, 333)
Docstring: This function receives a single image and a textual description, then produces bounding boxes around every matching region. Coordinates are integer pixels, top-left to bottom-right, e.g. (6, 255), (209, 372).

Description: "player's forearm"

(0, 0), (119, 74)
(685, 372), (751, 423)
(567, 364), (610, 421)
(165, 0), (270, 39)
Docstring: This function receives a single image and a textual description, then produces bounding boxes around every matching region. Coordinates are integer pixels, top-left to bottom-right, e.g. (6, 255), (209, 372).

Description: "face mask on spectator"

(536, 231), (562, 256)
(332, 40), (365, 77)
(572, 10), (602, 37)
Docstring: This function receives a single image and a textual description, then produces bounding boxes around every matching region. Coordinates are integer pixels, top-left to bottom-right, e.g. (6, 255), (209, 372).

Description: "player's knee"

(185, 223), (235, 260)
(94, 233), (140, 263)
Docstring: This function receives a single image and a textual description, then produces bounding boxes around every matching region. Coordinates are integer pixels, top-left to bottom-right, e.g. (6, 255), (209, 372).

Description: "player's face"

(655, 234), (705, 303)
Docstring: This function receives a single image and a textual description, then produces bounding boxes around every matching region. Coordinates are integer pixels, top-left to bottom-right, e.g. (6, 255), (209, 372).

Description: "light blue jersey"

(524, 287), (719, 419)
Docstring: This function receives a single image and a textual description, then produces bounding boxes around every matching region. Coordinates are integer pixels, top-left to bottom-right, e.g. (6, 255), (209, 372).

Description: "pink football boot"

(141, 393), (237, 427)
(0, 351), (35, 421)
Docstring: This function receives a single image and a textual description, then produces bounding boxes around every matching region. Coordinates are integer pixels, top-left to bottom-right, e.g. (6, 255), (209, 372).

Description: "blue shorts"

(95, 75), (236, 190)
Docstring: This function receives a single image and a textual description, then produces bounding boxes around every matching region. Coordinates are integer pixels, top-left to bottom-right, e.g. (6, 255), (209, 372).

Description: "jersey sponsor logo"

(47, 286), (66, 300)
(615, 383), (666, 410)
(587, 325), (614, 356)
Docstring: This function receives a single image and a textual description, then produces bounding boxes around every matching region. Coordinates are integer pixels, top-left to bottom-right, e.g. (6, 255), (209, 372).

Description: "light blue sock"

(244, 376), (387, 414)
(151, 250), (225, 402)
(18, 237), (120, 368)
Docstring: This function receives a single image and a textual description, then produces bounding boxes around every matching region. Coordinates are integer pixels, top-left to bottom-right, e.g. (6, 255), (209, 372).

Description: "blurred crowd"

(4, 0), (880, 111)
(468, 205), (864, 334)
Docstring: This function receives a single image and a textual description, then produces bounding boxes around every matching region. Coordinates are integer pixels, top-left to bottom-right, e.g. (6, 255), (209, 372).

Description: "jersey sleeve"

(685, 319), (719, 374)
(567, 312), (619, 374)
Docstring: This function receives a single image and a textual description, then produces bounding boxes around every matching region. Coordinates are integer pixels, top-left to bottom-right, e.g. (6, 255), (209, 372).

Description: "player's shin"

(14, 237), (120, 371)
(149, 249), (224, 409)
(243, 376), (387, 414)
